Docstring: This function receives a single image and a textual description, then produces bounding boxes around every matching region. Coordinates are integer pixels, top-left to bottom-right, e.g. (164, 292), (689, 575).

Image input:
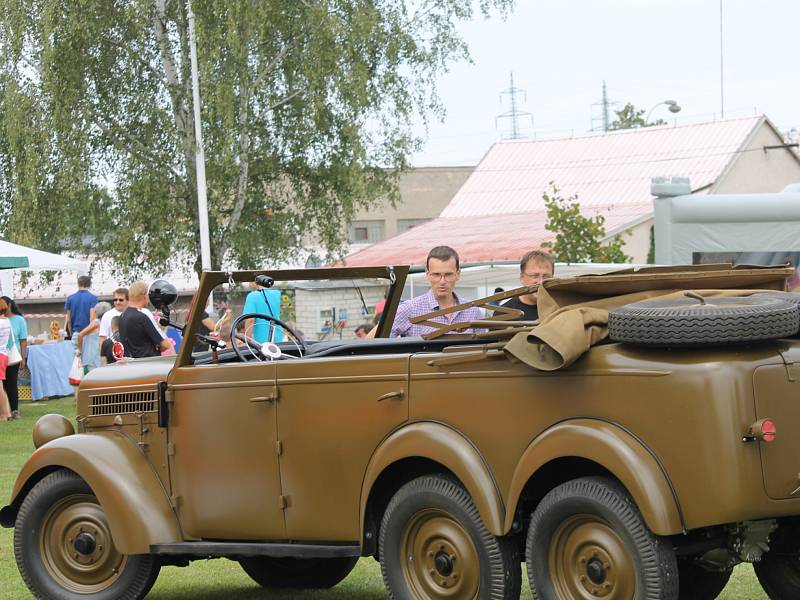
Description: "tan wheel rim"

(548, 514), (635, 599)
(38, 493), (127, 593)
(400, 508), (480, 599)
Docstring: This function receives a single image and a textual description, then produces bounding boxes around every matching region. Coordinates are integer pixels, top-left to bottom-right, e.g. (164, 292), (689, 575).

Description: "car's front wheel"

(14, 470), (160, 600)
(526, 476), (678, 600)
(238, 555), (358, 589)
(379, 474), (520, 600)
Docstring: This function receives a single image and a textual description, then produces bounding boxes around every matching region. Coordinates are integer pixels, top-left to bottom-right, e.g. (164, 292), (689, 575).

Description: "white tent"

(0, 239), (89, 272)
(0, 239), (89, 298)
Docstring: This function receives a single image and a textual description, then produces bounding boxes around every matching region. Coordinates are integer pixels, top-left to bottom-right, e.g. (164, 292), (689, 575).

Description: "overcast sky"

(411, 0), (800, 166)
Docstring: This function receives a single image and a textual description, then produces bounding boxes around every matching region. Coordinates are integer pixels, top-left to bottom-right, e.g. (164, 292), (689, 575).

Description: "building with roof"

(345, 166), (474, 249)
(342, 115), (800, 267)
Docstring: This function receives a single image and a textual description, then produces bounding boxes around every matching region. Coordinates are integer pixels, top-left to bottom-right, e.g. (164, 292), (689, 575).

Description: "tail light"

(743, 418), (777, 443)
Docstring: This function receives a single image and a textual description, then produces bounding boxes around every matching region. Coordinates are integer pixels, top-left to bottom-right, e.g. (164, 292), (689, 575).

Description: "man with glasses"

(98, 288), (129, 350)
(494, 250), (554, 321)
(391, 246), (484, 337)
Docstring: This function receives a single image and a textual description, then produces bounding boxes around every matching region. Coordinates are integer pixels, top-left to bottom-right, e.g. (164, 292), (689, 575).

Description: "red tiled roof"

(343, 116), (764, 267)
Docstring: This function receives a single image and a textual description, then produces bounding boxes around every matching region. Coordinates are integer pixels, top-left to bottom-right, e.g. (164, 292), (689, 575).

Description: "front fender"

(360, 421), (505, 537)
(5, 431), (181, 554)
(505, 419), (685, 536)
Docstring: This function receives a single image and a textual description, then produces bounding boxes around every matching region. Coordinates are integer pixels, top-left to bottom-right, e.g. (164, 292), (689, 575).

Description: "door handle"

(250, 386), (279, 403)
(250, 396), (276, 404)
(377, 390), (405, 403)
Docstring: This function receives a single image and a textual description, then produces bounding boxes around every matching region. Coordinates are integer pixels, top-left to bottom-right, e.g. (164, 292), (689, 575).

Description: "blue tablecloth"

(26, 342), (75, 400)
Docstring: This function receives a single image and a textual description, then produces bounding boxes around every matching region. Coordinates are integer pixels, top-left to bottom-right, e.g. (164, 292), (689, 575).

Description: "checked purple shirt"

(390, 290), (486, 337)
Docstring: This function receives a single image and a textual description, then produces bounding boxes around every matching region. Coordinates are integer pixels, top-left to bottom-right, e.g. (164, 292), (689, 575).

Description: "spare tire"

(608, 293), (799, 346)
(752, 291), (800, 307)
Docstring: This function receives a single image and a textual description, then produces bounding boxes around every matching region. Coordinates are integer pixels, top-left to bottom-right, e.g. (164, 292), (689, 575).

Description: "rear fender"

(506, 418), (685, 536)
(360, 421), (505, 537)
(5, 431), (181, 554)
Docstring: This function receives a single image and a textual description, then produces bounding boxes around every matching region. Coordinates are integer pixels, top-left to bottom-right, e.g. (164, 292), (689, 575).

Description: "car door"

(167, 361), (285, 540)
(275, 354), (409, 541)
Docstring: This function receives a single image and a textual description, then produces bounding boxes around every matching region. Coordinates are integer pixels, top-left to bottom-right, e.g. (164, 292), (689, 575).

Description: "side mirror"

(149, 279), (178, 309)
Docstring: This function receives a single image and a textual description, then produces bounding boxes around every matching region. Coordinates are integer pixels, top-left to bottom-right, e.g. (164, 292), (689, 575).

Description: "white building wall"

(713, 124), (800, 193)
(294, 285), (386, 340)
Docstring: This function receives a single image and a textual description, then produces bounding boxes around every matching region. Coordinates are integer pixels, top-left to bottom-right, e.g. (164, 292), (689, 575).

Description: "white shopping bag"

(68, 354), (83, 386)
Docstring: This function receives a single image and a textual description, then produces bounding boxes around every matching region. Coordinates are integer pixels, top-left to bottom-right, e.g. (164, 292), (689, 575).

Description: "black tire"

(379, 474), (520, 600)
(608, 295), (799, 346)
(751, 291), (800, 305)
(753, 519), (800, 599)
(13, 470), (160, 600)
(678, 560), (731, 600)
(526, 476), (678, 600)
(238, 555), (358, 589)
(752, 292), (800, 333)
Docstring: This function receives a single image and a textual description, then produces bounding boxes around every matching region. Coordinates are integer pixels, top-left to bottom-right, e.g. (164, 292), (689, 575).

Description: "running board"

(150, 542), (361, 558)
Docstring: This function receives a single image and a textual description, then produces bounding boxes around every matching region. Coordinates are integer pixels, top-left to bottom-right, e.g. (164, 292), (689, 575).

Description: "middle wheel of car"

(608, 294), (799, 347)
(526, 476), (678, 600)
(379, 474), (520, 600)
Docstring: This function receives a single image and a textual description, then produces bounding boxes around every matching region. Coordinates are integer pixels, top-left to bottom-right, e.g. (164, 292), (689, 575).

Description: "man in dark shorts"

(118, 282), (170, 358)
(494, 250), (555, 321)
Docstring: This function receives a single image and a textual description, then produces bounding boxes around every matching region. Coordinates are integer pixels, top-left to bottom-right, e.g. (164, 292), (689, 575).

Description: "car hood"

(79, 355), (176, 391)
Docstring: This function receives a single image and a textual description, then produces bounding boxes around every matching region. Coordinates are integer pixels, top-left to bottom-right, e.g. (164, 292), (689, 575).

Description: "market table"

(26, 341), (75, 400)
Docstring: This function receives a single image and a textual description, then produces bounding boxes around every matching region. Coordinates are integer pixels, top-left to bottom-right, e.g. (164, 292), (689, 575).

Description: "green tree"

(541, 183), (631, 263)
(608, 102), (666, 131)
(0, 0), (512, 276)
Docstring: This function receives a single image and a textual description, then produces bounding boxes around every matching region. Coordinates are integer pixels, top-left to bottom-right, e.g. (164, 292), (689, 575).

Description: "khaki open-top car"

(5, 263), (800, 600)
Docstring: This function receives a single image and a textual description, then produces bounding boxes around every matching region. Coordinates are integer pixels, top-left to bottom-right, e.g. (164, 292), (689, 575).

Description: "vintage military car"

(4, 264), (800, 600)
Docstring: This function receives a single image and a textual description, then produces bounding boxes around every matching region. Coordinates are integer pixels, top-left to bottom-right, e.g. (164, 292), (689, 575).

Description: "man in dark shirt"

(494, 250), (555, 321)
(118, 282), (170, 358)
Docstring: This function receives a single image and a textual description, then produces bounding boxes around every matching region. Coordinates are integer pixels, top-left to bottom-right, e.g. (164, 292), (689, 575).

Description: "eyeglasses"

(113, 298), (126, 303)
(521, 272), (551, 281)
(427, 272), (458, 281)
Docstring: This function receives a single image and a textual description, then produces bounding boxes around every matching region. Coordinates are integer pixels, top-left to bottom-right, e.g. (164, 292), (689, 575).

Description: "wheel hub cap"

(401, 509), (480, 598)
(73, 532), (97, 556)
(549, 515), (635, 599)
(39, 495), (127, 593)
(434, 551), (454, 577)
(586, 557), (607, 584)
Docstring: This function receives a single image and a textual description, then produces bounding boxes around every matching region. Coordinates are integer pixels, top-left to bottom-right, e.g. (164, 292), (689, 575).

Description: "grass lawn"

(1, 396), (767, 599)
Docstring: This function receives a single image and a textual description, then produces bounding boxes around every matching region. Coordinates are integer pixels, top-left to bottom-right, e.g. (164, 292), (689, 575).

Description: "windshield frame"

(174, 265), (409, 367)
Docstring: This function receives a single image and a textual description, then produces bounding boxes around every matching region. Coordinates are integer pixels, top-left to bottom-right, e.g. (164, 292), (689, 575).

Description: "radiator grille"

(90, 391), (158, 415)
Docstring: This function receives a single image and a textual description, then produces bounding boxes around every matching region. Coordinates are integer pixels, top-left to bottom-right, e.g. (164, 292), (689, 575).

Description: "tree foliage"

(541, 183), (631, 264)
(608, 102), (665, 131)
(0, 0), (512, 276)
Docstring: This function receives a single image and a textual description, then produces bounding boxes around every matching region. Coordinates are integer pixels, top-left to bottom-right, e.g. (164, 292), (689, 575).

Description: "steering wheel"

(230, 312), (307, 362)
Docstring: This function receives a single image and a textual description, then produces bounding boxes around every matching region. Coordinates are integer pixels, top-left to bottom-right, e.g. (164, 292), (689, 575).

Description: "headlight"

(33, 414), (75, 449)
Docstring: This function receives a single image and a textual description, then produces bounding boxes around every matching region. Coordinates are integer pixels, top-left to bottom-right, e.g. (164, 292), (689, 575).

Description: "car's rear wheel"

(753, 519), (800, 599)
(14, 470), (160, 600)
(526, 476), (678, 600)
(238, 555), (358, 589)
(677, 560), (731, 599)
(379, 474), (520, 600)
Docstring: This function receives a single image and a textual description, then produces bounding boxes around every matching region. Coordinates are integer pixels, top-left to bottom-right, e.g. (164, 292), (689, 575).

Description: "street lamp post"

(187, 0), (211, 273)
(646, 100), (682, 124)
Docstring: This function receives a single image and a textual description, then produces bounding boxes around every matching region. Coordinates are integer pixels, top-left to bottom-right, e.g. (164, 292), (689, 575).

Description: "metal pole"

(187, 0), (212, 272)
(719, 0), (725, 118)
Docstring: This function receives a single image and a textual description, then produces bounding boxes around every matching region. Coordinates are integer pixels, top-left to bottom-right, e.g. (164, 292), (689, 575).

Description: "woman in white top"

(0, 297), (12, 421)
